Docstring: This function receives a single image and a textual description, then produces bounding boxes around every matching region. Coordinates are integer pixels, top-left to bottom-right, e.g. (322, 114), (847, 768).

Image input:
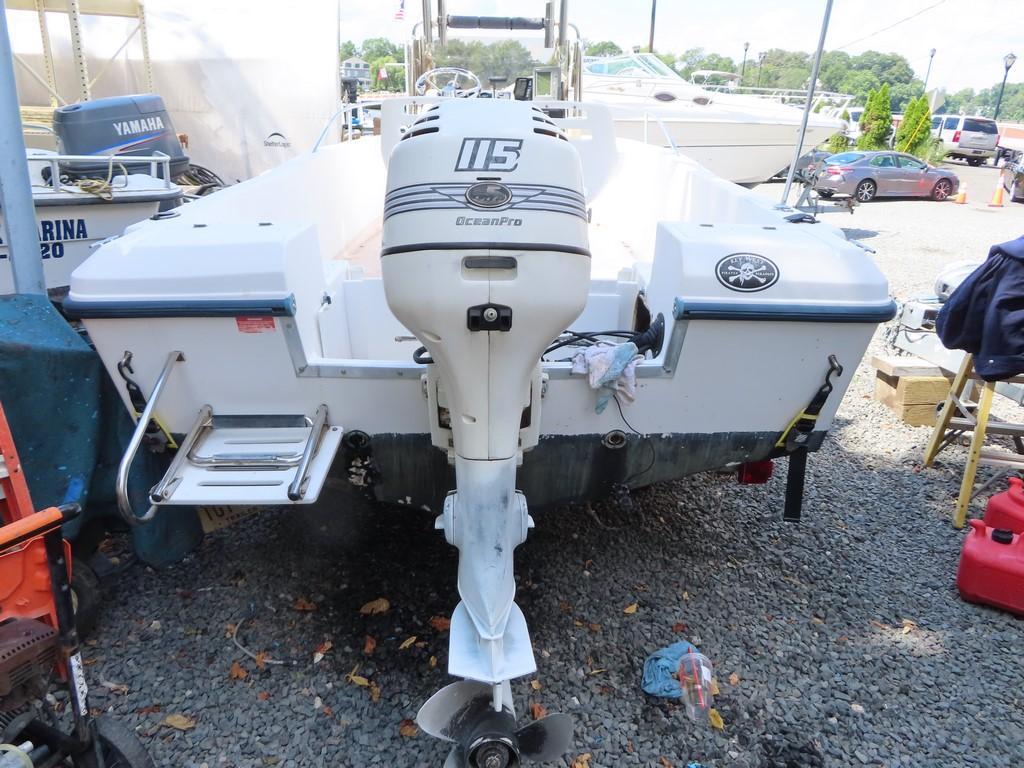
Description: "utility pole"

(0, 5), (45, 294)
(994, 52), (1017, 121)
(740, 41), (749, 80)
(923, 48), (936, 94)
(756, 51), (767, 87)
(648, 0), (656, 53)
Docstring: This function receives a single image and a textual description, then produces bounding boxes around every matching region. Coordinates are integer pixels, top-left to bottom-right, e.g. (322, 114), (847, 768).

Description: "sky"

(342, 0), (1024, 93)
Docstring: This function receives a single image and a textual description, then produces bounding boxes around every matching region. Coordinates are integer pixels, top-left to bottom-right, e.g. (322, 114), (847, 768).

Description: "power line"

(835, 0), (947, 51)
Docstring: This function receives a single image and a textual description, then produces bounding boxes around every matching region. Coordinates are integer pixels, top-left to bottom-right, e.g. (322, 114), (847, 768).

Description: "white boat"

(0, 149), (182, 295)
(65, 7), (891, 765)
(582, 53), (846, 185)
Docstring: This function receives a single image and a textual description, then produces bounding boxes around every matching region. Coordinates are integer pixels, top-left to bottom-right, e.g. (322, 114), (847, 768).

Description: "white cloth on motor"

(571, 341), (643, 414)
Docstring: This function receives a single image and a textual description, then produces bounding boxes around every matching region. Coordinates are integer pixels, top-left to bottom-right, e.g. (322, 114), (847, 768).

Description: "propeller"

(417, 681), (574, 767)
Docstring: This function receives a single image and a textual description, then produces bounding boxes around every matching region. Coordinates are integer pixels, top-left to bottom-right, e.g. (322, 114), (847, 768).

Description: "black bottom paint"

(335, 431), (827, 512)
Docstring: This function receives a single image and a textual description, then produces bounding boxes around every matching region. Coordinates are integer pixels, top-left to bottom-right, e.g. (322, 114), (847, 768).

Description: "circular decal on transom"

(465, 182), (513, 209)
(715, 253), (779, 292)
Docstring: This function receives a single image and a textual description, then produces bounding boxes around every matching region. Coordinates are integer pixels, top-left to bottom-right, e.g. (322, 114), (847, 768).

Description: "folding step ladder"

(117, 352), (344, 525)
(924, 354), (1024, 528)
(0, 402), (35, 523)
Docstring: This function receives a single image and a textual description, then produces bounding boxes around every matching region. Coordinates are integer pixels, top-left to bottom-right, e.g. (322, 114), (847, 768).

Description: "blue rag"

(641, 640), (698, 698)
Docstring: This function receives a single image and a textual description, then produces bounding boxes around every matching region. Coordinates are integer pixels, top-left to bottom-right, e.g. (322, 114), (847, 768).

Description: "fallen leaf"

(588, 623), (601, 633)
(626, 740), (635, 754)
(229, 661), (247, 681)
(254, 651), (270, 670)
(323, 705), (333, 717)
(428, 615), (451, 631)
(530, 679), (541, 691)
(901, 619), (918, 634)
(359, 598), (390, 615)
(530, 702), (548, 720)
(869, 620), (889, 630)
(346, 665), (369, 687)
(369, 681), (381, 703)
(135, 704), (162, 715)
(623, 602), (638, 615)
(429, 656), (437, 668)
(363, 635), (377, 655)
(811, 616), (825, 625)
(710, 679), (721, 696)
(708, 708), (724, 730)
(682, 591), (690, 601)
(659, 758), (673, 768)
(257, 691), (270, 701)
(292, 597), (317, 612)
(315, 640), (333, 655)
(161, 714), (196, 731)
(586, 668), (607, 676)
(573, 619), (584, 628)
(399, 636), (417, 650)
(399, 719), (419, 738)
(83, 657), (99, 666)
(729, 672), (740, 686)
(671, 622), (687, 633)
(570, 754), (592, 768)
(100, 679), (129, 695)
(558, 601), (572, 614)
(224, 623), (236, 638)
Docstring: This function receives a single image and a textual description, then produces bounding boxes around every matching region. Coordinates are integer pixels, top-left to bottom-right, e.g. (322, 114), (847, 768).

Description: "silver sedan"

(814, 150), (959, 202)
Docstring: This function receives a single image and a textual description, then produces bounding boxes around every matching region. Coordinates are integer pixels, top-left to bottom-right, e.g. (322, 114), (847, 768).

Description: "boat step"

(149, 405), (343, 506)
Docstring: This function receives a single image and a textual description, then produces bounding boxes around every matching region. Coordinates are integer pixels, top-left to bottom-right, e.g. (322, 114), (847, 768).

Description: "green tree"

(895, 95), (932, 156)
(827, 132), (849, 154)
(363, 37), (404, 64)
(340, 40), (358, 60)
(857, 83), (892, 150)
(586, 40), (622, 57)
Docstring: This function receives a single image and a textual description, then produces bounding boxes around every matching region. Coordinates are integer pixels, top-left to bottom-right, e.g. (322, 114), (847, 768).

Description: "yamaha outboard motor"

(381, 98), (590, 766)
(53, 94), (189, 179)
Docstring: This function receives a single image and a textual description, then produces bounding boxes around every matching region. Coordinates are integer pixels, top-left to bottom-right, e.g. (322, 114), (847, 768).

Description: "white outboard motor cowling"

(382, 99), (590, 756)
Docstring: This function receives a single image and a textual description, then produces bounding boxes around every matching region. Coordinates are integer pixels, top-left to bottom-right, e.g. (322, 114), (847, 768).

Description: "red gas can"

(956, 520), (1024, 616)
(984, 476), (1024, 534)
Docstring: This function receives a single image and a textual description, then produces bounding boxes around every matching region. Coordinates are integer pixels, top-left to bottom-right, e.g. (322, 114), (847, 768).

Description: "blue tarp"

(0, 294), (202, 566)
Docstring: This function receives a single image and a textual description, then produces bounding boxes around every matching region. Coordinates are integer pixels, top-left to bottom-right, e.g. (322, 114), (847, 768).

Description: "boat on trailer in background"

(65, 2), (892, 765)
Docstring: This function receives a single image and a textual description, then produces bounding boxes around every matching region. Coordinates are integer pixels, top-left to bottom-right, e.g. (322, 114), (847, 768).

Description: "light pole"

(756, 51), (767, 87)
(994, 52), (1017, 121)
(648, 0), (656, 53)
(923, 48), (936, 94)
(740, 42), (749, 81)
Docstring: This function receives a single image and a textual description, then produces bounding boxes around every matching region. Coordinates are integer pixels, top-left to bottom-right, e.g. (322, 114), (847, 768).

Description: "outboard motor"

(53, 94), (189, 179)
(381, 99), (590, 766)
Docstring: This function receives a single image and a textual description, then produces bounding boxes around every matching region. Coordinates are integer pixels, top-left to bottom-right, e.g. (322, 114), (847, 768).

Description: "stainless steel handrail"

(287, 404), (328, 501)
(148, 404), (211, 503)
(312, 101), (382, 152)
(116, 350), (183, 526)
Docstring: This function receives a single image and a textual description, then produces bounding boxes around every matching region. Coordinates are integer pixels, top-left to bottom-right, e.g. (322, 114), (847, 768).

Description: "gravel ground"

(80, 166), (1024, 768)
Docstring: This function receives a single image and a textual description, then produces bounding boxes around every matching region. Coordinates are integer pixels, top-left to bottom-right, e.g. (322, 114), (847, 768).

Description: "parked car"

(1003, 150), (1024, 203)
(931, 114), (999, 165)
(814, 150), (959, 202)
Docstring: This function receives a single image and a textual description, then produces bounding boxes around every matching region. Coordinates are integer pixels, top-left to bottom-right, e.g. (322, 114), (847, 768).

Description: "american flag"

(394, 0), (405, 20)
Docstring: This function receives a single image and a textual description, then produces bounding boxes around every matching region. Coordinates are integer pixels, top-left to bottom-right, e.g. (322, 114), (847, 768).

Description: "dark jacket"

(936, 235), (1024, 381)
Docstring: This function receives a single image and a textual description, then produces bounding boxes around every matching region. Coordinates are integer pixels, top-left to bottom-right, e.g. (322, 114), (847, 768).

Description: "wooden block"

(896, 403), (942, 428)
(871, 355), (945, 378)
(874, 370), (951, 426)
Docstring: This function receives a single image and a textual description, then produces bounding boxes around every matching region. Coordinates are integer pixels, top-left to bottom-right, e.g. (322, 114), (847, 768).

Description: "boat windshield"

(584, 53), (681, 79)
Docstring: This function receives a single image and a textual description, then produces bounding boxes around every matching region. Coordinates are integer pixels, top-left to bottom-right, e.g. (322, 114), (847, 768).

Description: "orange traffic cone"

(953, 182), (968, 204)
(989, 172), (1005, 207)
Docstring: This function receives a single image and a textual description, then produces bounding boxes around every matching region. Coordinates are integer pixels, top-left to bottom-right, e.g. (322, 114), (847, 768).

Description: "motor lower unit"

(381, 98), (590, 765)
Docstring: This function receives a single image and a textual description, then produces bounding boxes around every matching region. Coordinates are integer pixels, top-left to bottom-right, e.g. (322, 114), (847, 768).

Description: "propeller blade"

(515, 713), (574, 762)
(417, 680), (493, 742)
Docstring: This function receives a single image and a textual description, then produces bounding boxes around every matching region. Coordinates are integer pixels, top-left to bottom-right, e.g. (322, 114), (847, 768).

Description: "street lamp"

(994, 52), (1017, 121)
(740, 42), (749, 80)
(923, 48), (936, 94)
(756, 51), (767, 87)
